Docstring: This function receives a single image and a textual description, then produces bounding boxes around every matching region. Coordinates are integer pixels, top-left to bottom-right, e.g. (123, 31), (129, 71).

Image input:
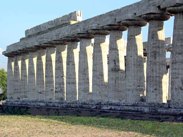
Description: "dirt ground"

(0, 115), (155, 137)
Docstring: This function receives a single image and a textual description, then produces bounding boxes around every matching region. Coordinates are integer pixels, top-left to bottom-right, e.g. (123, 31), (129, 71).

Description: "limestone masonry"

(3, 0), (183, 110)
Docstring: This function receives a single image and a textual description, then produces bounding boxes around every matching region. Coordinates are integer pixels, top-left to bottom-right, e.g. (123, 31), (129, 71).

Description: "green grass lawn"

(0, 115), (183, 137)
(34, 115), (183, 137)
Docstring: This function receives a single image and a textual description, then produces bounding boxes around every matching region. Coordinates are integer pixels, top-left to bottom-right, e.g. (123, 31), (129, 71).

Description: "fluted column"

(147, 21), (167, 103)
(55, 45), (67, 101)
(168, 58), (172, 101)
(14, 56), (21, 100)
(92, 35), (108, 102)
(21, 54), (28, 100)
(7, 57), (14, 100)
(124, 20), (146, 104)
(168, 7), (183, 107)
(108, 30), (126, 103)
(143, 14), (170, 103)
(78, 39), (93, 102)
(45, 47), (56, 101)
(36, 49), (46, 101)
(66, 42), (79, 102)
(28, 52), (37, 100)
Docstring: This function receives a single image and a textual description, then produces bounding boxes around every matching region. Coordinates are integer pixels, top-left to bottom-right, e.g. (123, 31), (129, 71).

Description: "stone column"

(55, 45), (67, 101)
(78, 38), (93, 102)
(143, 14), (170, 103)
(45, 47), (56, 101)
(14, 56), (21, 100)
(21, 54), (29, 100)
(167, 7), (183, 107)
(66, 42), (79, 102)
(92, 34), (108, 102)
(108, 30), (126, 103)
(124, 20), (146, 104)
(36, 49), (46, 101)
(28, 52), (37, 100)
(168, 58), (172, 101)
(7, 57), (14, 100)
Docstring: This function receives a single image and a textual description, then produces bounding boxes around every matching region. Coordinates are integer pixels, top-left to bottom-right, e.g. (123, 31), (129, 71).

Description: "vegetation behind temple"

(0, 69), (7, 100)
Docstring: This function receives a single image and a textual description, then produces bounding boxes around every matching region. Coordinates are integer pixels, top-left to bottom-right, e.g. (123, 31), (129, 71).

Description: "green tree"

(0, 69), (7, 100)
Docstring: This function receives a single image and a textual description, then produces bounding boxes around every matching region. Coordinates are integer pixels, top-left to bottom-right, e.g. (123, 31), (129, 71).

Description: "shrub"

(0, 69), (7, 100)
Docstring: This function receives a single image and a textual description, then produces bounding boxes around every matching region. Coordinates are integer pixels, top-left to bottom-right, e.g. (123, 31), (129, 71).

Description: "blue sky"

(0, 0), (174, 70)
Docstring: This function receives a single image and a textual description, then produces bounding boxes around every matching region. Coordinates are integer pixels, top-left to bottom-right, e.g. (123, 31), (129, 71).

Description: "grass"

(39, 116), (183, 137)
(0, 115), (183, 137)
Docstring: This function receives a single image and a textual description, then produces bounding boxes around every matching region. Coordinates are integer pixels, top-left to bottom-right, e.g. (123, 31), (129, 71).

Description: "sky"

(0, 0), (174, 70)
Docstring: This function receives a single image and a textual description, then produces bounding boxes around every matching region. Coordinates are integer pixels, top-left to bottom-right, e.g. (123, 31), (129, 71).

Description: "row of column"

(6, 29), (167, 104)
(6, 10), (183, 107)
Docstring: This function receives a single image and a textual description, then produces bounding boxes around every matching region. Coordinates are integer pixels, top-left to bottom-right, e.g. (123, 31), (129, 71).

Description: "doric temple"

(2, 0), (183, 116)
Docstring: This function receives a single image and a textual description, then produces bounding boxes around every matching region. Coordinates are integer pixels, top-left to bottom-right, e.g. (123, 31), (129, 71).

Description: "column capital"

(119, 19), (147, 27)
(76, 33), (94, 39)
(55, 44), (67, 49)
(102, 24), (127, 31)
(141, 13), (170, 21)
(80, 38), (92, 43)
(94, 34), (106, 44)
(62, 37), (80, 43)
(167, 6), (183, 14)
(88, 29), (109, 35)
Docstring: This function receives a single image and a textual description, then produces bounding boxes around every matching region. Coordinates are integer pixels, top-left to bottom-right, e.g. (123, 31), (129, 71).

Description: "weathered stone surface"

(78, 39), (93, 102)
(28, 52), (37, 100)
(36, 49), (46, 101)
(125, 26), (145, 104)
(13, 56), (21, 100)
(21, 54), (28, 100)
(55, 45), (67, 101)
(2, 101), (183, 122)
(25, 11), (82, 37)
(161, 0), (183, 9)
(45, 47), (56, 101)
(66, 42), (79, 102)
(171, 13), (183, 107)
(108, 31), (126, 103)
(146, 21), (167, 103)
(92, 35), (108, 102)
(7, 57), (14, 100)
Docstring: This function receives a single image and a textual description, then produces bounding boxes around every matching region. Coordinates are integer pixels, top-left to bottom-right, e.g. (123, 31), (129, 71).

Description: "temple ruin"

(2, 0), (183, 117)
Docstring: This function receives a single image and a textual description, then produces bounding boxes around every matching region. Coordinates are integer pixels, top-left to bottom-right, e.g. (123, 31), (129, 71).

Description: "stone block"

(25, 11), (82, 37)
